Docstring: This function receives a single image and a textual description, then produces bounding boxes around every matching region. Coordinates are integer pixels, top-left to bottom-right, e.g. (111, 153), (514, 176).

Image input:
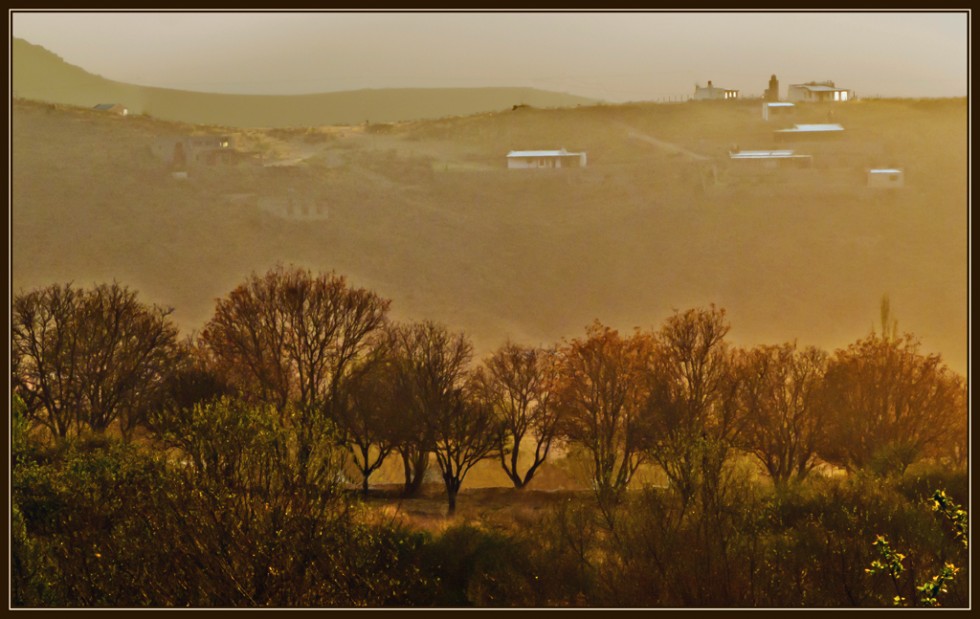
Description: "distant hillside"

(11, 38), (598, 127)
(11, 95), (967, 375)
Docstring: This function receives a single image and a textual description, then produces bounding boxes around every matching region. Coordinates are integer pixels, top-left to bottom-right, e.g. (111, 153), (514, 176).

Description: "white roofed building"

(774, 123), (845, 141)
(729, 149), (813, 169)
(867, 168), (905, 189)
(787, 81), (853, 102)
(762, 101), (795, 121)
(693, 80), (739, 101)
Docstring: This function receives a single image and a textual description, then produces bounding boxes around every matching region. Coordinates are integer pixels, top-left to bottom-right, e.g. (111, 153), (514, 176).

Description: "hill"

(10, 96), (967, 374)
(11, 38), (597, 127)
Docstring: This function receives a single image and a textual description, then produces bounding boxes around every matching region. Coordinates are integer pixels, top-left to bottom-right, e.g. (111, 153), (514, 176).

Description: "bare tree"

(391, 321), (497, 514)
(12, 283), (84, 438)
(474, 343), (562, 489)
(199, 265), (390, 416)
(335, 341), (399, 495)
(816, 330), (965, 476)
(384, 324), (434, 497)
(199, 266), (390, 483)
(735, 343), (828, 485)
(12, 282), (180, 440)
(554, 321), (656, 502)
(646, 306), (740, 508)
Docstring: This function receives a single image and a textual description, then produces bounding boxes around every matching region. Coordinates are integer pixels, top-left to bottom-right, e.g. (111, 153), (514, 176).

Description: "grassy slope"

(11, 96), (967, 383)
(11, 38), (597, 127)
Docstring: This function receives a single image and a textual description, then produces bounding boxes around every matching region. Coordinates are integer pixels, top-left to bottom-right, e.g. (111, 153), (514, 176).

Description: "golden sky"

(11, 10), (968, 102)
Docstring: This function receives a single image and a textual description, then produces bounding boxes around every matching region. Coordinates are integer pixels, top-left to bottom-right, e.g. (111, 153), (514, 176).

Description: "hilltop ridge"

(12, 38), (598, 127)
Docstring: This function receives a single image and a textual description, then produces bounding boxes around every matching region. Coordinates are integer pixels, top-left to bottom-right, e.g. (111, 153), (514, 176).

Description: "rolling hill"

(10, 93), (967, 374)
(11, 38), (598, 127)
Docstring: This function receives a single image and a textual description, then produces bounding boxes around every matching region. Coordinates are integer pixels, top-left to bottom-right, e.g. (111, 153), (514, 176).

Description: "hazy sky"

(10, 10), (968, 101)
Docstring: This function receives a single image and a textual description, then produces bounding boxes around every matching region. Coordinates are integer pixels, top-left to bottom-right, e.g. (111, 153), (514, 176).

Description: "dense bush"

(11, 434), (434, 607)
(423, 524), (539, 607)
(515, 473), (969, 608)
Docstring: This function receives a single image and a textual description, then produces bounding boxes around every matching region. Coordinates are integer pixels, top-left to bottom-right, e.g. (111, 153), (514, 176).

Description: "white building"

(506, 149), (587, 169)
(787, 81), (853, 103)
(761, 101), (795, 121)
(729, 149), (813, 169)
(867, 168), (905, 189)
(693, 80), (739, 101)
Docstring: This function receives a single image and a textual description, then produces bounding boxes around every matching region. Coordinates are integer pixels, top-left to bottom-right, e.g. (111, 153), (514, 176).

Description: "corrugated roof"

(869, 169), (903, 174)
(507, 149), (581, 158)
(765, 102), (795, 108)
(776, 123), (844, 133)
(730, 150), (810, 159)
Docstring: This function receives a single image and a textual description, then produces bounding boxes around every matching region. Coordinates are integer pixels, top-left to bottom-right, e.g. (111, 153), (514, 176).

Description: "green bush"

(11, 428), (436, 607)
(423, 524), (540, 607)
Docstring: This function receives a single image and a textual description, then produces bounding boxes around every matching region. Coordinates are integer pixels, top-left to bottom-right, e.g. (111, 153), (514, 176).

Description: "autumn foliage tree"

(554, 321), (656, 501)
(817, 330), (965, 476)
(735, 343), (828, 485)
(12, 282), (181, 440)
(473, 343), (562, 489)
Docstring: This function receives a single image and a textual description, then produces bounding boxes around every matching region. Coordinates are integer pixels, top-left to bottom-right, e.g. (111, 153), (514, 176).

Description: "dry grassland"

(12, 97), (966, 377)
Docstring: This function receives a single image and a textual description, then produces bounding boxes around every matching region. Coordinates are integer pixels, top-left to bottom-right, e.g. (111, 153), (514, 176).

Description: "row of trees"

(12, 267), (967, 513)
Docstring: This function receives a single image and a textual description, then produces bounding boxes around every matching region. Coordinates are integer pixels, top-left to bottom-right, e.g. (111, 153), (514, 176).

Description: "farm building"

(774, 123), (844, 141)
(867, 168), (905, 189)
(787, 81), (853, 103)
(762, 102), (795, 121)
(729, 149), (813, 169)
(693, 81), (739, 101)
(93, 103), (128, 116)
(506, 149), (587, 169)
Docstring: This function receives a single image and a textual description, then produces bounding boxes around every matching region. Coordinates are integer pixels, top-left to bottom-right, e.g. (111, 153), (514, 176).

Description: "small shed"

(762, 101), (795, 121)
(787, 81), (852, 103)
(693, 80), (739, 101)
(867, 168), (904, 189)
(774, 123), (844, 141)
(506, 149), (587, 169)
(93, 103), (128, 116)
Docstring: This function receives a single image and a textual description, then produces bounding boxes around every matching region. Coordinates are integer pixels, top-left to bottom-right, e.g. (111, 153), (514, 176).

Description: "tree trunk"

(406, 466), (426, 497)
(401, 451), (413, 495)
(446, 484), (458, 516)
(362, 473), (370, 496)
(401, 449), (428, 497)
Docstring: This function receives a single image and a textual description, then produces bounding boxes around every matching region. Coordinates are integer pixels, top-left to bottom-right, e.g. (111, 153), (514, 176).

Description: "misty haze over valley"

(9, 11), (969, 609)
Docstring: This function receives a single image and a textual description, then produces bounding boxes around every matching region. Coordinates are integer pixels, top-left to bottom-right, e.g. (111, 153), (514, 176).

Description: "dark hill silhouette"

(12, 38), (598, 127)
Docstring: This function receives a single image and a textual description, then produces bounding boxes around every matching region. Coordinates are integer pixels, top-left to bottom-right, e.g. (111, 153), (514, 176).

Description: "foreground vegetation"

(11, 266), (968, 607)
